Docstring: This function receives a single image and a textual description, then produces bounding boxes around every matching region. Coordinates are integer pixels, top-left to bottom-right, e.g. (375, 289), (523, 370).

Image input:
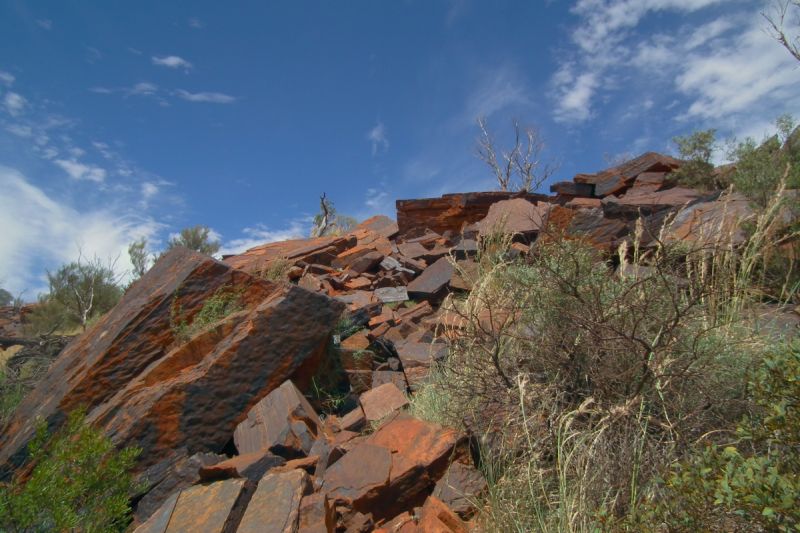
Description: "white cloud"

(464, 65), (530, 122)
(36, 19), (52, 30)
(89, 87), (113, 94)
(54, 158), (107, 182)
(142, 182), (159, 198)
(0, 166), (160, 296)
(69, 147), (86, 157)
(218, 221), (312, 257)
(553, 71), (599, 123)
(40, 147), (59, 159)
(0, 71), (15, 86)
(175, 89), (236, 103)
(127, 47), (142, 55)
(189, 18), (204, 28)
(129, 82), (158, 96)
(367, 121), (389, 155)
(4, 92), (27, 116)
(6, 124), (33, 138)
(152, 56), (193, 69)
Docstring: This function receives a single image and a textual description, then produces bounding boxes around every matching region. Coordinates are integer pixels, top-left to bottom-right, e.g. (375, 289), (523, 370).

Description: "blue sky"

(1, 0), (799, 297)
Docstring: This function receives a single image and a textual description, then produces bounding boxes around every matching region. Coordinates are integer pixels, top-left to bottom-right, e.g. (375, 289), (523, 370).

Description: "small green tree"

(310, 193), (358, 238)
(671, 127), (723, 190)
(0, 288), (12, 307)
(164, 225), (221, 257)
(127, 237), (151, 282)
(0, 408), (142, 533)
(46, 248), (123, 332)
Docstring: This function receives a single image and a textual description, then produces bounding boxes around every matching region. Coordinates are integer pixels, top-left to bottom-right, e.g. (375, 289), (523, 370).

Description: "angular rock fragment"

(601, 187), (707, 219)
(373, 286), (409, 303)
(395, 340), (447, 368)
(299, 492), (336, 533)
(222, 235), (355, 272)
(233, 380), (323, 458)
(432, 462), (487, 519)
(397, 242), (429, 260)
(323, 443), (393, 515)
(399, 301), (434, 324)
(448, 261), (480, 292)
(408, 258), (455, 301)
(0, 248), (281, 479)
(340, 405), (367, 432)
(358, 215), (400, 240)
(238, 470), (313, 533)
(475, 198), (552, 235)
(415, 495), (469, 533)
(550, 181), (594, 197)
(360, 382), (409, 422)
(198, 450), (286, 485)
(372, 371), (408, 393)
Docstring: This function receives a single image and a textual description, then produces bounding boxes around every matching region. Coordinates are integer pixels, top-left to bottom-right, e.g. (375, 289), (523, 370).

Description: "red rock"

(322, 444), (393, 513)
(232, 380), (323, 459)
(432, 462), (487, 519)
(272, 455), (319, 474)
(395, 340), (447, 368)
(0, 248), (283, 478)
(383, 512), (415, 532)
(222, 236), (355, 272)
(396, 255), (427, 274)
(415, 495), (469, 533)
(134, 491), (179, 533)
(345, 277), (373, 291)
(408, 258), (455, 301)
(134, 449), (227, 525)
(332, 246), (382, 271)
(545, 206), (629, 250)
(299, 274), (325, 292)
(549, 181), (594, 197)
(358, 215), (400, 240)
(238, 470), (313, 533)
(347, 370), (373, 394)
(299, 493), (336, 533)
(198, 450), (285, 485)
(564, 197), (603, 211)
(363, 413), (465, 517)
(340, 348), (374, 372)
(372, 371), (407, 393)
(145, 478), (255, 533)
(360, 382), (409, 422)
(406, 329), (434, 344)
(399, 301), (434, 324)
(369, 307), (399, 328)
(340, 406), (367, 432)
(448, 261), (480, 292)
(593, 171), (627, 197)
(341, 333), (371, 352)
(347, 291), (381, 311)
(602, 187), (707, 219)
(331, 430), (360, 448)
(475, 199), (553, 235)
(373, 286), (409, 303)
(397, 242), (429, 260)
(633, 171), (669, 189)
(396, 192), (549, 236)
(368, 321), (391, 340)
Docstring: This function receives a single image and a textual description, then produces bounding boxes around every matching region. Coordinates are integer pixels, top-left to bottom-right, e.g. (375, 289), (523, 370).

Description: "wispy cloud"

(189, 18), (204, 29)
(173, 89), (236, 103)
(463, 65), (530, 123)
(36, 19), (52, 30)
(54, 158), (107, 182)
(6, 124), (33, 138)
(366, 121), (389, 155)
(3, 93), (27, 117)
(0, 71), (15, 87)
(152, 55), (193, 69)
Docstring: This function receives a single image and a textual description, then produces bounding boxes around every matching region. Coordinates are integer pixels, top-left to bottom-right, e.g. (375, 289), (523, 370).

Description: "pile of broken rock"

(0, 152), (767, 533)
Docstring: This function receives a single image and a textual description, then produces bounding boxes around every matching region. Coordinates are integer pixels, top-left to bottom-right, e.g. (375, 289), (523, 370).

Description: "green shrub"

(0, 408), (142, 533)
(672, 128), (724, 190)
(170, 285), (245, 343)
(605, 339), (800, 532)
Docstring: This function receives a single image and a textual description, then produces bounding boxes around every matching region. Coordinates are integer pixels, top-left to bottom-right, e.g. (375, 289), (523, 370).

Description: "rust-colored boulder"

(198, 449), (285, 484)
(299, 492), (336, 533)
(86, 283), (342, 470)
(358, 215), (400, 240)
(0, 247), (278, 479)
(545, 206), (629, 250)
(238, 470), (313, 533)
(233, 380), (323, 459)
(475, 199), (553, 235)
(602, 187), (707, 219)
(395, 340), (447, 368)
(549, 181), (594, 197)
(399, 301), (434, 324)
(360, 382), (409, 422)
(322, 443), (393, 514)
(415, 495), (469, 533)
(432, 462), (487, 519)
(136, 478), (255, 533)
(396, 191), (548, 236)
(373, 371), (407, 393)
(222, 236), (355, 272)
(408, 258), (455, 301)
(448, 261), (480, 292)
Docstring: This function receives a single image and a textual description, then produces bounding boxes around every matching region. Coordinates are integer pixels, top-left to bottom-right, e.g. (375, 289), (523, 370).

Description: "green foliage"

(164, 225), (221, 257)
(0, 289), (12, 307)
(0, 408), (142, 533)
(310, 195), (358, 238)
(0, 370), (26, 426)
(671, 128), (723, 190)
(605, 340), (800, 532)
(127, 237), (151, 282)
(170, 284), (245, 342)
(46, 251), (123, 332)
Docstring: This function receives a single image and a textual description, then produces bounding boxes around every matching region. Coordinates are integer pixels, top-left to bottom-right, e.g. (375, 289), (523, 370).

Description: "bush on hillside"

(0, 408), (142, 533)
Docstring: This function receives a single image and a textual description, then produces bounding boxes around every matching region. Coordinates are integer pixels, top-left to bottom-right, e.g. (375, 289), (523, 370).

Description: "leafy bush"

(164, 225), (221, 257)
(0, 409), (142, 533)
(672, 128), (723, 190)
(605, 339), (800, 532)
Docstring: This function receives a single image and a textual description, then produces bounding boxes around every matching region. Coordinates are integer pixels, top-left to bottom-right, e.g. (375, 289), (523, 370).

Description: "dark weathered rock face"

(0, 247), (278, 479)
(87, 286), (343, 469)
(396, 191), (549, 237)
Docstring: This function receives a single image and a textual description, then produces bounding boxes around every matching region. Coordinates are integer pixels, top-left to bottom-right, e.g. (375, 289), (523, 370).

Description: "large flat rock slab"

(86, 284), (344, 470)
(0, 247), (278, 479)
(238, 470), (312, 533)
(222, 236), (355, 272)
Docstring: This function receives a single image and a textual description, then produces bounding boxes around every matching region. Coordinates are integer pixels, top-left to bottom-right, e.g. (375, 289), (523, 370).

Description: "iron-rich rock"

(432, 462), (487, 519)
(359, 382), (409, 422)
(238, 470), (313, 533)
(549, 181), (594, 197)
(415, 495), (469, 533)
(233, 380), (323, 459)
(407, 257), (455, 301)
(198, 450), (286, 485)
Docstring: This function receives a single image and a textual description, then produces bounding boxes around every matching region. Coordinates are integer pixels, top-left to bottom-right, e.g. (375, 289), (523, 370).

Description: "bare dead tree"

(763, 0), (800, 62)
(472, 116), (561, 193)
(310, 192), (335, 238)
(603, 151), (635, 169)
